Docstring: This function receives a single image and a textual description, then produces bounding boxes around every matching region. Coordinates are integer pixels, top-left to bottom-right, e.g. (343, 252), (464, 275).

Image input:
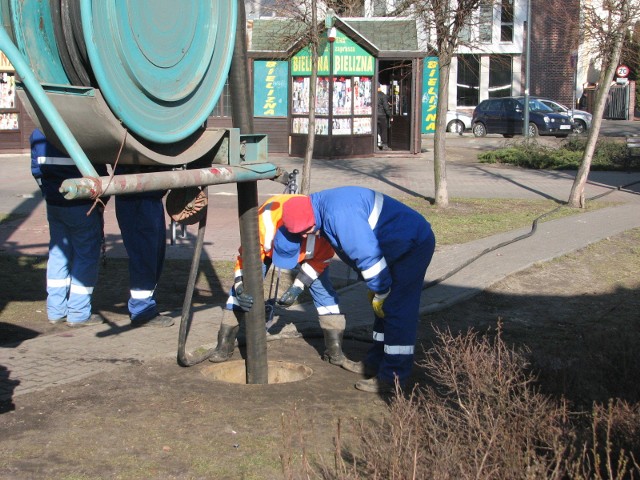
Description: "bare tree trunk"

(568, 35), (624, 207)
(433, 53), (451, 207)
(300, 0), (318, 195)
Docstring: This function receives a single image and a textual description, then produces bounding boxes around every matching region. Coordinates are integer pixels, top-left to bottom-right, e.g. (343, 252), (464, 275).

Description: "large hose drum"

(3, 0), (237, 166)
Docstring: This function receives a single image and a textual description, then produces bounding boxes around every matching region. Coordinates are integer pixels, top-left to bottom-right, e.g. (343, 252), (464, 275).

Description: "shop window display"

(291, 75), (372, 137)
(0, 72), (19, 130)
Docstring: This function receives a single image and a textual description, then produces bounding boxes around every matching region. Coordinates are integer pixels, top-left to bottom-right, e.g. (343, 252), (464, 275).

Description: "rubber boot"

(209, 324), (240, 363)
(322, 328), (346, 366)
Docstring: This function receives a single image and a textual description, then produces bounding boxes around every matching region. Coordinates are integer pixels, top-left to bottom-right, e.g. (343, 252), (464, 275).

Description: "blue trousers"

(46, 203), (103, 323)
(115, 195), (166, 321)
(366, 231), (436, 384)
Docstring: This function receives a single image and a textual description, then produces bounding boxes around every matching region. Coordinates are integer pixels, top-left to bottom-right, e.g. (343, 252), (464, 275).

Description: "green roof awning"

(249, 16), (423, 57)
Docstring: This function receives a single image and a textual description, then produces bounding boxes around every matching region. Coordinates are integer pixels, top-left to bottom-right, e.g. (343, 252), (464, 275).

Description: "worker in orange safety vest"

(209, 194), (351, 367)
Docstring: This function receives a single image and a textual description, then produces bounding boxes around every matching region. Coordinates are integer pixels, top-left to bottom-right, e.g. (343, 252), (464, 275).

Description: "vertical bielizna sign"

(421, 57), (439, 134)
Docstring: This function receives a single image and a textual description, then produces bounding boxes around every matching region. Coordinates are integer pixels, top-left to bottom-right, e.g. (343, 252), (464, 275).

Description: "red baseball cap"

(282, 196), (315, 234)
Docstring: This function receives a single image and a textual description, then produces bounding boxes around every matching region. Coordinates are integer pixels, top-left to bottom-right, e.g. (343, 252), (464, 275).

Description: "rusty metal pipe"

(60, 164), (282, 199)
(230, 0), (268, 385)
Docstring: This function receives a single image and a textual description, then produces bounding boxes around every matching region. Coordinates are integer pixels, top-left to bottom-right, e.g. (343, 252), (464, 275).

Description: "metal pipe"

(230, 0), (268, 385)
(60, 164), (281, 199)
(523, 0), (532, 137)
(0, 24), (99, 178)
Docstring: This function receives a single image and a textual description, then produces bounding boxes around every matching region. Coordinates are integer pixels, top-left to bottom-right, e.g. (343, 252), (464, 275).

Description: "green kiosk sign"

(421, 57), (439, 134)
(253, 60), (288, 117)
(291, 30), (374, 76)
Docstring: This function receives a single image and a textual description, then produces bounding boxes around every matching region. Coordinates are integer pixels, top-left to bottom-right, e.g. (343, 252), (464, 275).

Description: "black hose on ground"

(177, 201), (214, 367)
(424, 178), (640, 289)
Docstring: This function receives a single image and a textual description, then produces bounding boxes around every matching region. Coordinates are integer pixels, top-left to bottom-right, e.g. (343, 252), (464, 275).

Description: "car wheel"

(447, 120), (465, 134)
(572, 120), (587, 134)
(527, 123), (539, 137)
(472, 122), (487, 137)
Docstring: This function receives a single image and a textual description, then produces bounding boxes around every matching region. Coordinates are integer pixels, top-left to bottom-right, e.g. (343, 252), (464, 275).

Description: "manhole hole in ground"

(201, 360), (313, 384)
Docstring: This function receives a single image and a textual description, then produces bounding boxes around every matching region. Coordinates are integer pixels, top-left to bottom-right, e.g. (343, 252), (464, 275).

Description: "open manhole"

(201, 360), (313, 384)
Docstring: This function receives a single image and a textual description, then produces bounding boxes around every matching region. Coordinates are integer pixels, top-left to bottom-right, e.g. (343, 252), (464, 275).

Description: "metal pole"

(229, 0), (268, 385)
(523, 0), (532, 137)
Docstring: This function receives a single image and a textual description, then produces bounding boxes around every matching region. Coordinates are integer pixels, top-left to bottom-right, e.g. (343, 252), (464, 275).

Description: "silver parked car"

(536, 98), (592, 134)
(446, 110), (473, 134)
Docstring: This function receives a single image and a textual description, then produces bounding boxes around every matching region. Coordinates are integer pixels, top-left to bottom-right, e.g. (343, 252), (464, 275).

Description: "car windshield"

(542, 101), (567, 113)
(517, 98), (554, 113)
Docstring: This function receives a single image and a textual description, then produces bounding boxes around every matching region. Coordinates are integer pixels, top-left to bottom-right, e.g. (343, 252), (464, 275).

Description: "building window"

(211, 81), (232, 117)
(489, 55), (512, 98)
(500, 0), (514, 42)
(479, 0), (493, 43)
(457, 54), (480, 107)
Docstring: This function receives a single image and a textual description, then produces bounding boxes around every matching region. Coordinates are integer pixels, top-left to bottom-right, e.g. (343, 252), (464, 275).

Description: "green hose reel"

(3, 0), (237, 161)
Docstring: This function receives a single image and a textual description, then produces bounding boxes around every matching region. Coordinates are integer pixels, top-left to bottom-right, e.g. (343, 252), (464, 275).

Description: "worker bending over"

(281, 186), (436, 393)
(210, 194), (351, 367)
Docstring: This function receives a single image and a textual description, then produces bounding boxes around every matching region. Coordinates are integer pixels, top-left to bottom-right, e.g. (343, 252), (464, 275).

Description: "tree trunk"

(433, 52), (451, 207)
(300, 0), (318, 195)
(567, 34), (624, 207)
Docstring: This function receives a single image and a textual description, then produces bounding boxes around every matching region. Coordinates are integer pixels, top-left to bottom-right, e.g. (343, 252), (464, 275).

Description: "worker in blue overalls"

(30, 128), (107, 327)
(114, 165), (174, 328)
(281, 186), (436, 393)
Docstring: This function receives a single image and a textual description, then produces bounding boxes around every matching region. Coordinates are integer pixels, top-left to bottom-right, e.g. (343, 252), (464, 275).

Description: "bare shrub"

(566, 400), (640, 480)
(329, 326), (569, 479)
(285, 326), (640, 479)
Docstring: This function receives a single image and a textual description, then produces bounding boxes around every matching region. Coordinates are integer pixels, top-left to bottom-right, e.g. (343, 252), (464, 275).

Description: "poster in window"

(293, 76), (332, 115)
(0, 113), (19, 130)
(353, 76), (372, 115)
(292, 77), (310, 114)
(0, 72), (16, 109)
(315, 77), (330, 115)
(353, 117), (371, 134)
(332, 77), (352, 115)
(332, 118), (352, 135)
(292, 117), (307, 134)
(292, 117), (328, 135)
(315, 118), (329, 135)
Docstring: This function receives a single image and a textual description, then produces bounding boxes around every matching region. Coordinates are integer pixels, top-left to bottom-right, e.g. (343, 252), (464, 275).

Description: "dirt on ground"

(0, 228), (639, 479)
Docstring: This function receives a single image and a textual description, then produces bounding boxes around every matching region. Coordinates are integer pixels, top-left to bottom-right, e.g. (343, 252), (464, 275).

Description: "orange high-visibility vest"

(234, 194), (334, 280)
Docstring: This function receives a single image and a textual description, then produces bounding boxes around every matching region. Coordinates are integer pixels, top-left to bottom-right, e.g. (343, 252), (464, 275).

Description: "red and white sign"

(616, 64), (630, 78)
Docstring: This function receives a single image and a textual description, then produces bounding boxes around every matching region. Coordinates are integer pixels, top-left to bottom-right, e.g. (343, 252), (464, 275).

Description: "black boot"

(209, 324), (239, 363)
(322, 328), (346, 366)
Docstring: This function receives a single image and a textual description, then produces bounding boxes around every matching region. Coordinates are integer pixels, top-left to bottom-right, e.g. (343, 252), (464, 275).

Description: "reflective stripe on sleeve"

(372, 331), (384, 342)
(38, 156), (75, 166)
(262, 209), (276, 252)
(367, 191), (384, 229)
(304, 234), (316, 259)
(361, 257), (387, 280)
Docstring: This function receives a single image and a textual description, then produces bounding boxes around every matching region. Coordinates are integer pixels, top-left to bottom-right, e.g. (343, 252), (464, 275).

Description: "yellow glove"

(368, 289), (390, 318)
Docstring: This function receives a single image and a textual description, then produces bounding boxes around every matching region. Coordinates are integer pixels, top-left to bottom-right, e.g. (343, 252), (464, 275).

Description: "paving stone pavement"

(1, 138), (640, 400)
